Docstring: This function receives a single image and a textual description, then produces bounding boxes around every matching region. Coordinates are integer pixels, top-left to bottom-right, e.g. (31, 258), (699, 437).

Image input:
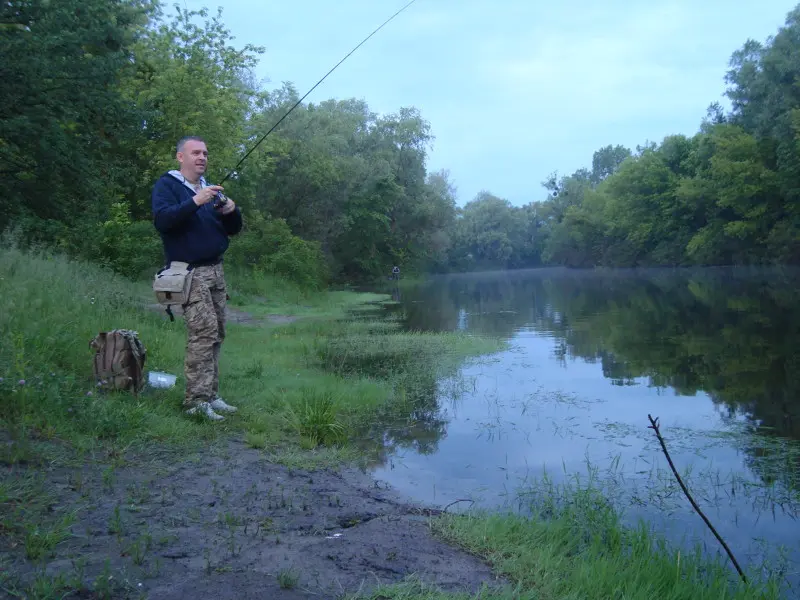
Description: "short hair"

(177, 136), (206, 153)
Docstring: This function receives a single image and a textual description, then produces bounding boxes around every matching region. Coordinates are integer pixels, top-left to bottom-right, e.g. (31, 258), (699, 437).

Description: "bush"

(95, 204), (163, 279)
(225, 209), (328, 289)
(7, 204), (328, 288)
(4, 206), (163, 281)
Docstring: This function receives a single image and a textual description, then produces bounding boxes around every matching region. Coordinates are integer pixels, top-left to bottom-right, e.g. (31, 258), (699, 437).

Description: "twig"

(442, 498), (475, 513)
(410, 498), (476, 518)
(647, 414), (748, 584)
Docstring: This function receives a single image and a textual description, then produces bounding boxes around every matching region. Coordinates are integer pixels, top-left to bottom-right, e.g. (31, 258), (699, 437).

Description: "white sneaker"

(210, 397), (238, 413)
(186, 401), (225, 421)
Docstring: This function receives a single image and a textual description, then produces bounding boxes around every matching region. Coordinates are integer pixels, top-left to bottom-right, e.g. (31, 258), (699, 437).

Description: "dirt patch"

(145, 303), (297, 326)
(2, 439), (501, 599)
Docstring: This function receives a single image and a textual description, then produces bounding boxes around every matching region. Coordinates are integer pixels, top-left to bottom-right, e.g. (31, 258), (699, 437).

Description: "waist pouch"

(153, 261), (194, 320)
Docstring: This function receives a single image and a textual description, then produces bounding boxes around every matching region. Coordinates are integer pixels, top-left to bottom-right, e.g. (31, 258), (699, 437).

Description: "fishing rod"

(216, 0), (418, 188)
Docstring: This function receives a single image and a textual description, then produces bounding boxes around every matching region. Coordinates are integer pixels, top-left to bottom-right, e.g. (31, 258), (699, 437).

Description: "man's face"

(177, 140), (208, 178)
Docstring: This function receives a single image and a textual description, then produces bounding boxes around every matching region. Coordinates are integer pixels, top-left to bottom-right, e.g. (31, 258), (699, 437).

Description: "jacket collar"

(168, 170), (209, 194)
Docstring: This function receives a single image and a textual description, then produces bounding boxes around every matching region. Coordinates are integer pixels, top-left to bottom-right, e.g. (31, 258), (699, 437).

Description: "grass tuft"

(276, 567), (300, 589)
(283, 388), (346, 447)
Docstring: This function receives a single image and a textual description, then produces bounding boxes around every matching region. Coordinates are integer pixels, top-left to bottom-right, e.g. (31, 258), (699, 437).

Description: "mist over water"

(367, 267), (800, 592)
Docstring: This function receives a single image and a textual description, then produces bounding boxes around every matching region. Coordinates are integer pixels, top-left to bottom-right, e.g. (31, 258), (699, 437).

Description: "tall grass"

(0, 243), (505, 465)
(428, 474), (785, 600)
(0, 244), (199, 456)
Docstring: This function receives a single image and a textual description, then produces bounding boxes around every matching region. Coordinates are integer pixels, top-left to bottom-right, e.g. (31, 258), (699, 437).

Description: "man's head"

(176, 136), (208, 182)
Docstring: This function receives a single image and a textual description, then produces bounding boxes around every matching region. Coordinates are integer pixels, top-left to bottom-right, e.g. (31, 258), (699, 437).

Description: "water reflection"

(388, 267), (800, 443)
(368, 267), (800, 591)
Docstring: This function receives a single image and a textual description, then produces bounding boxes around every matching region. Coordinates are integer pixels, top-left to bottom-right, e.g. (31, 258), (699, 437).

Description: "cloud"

(409, 1), (747, 204)
(476, 3), (694, 119)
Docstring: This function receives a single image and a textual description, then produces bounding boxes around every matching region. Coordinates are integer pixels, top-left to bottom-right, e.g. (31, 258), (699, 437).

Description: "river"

(367, 266), (800, 593)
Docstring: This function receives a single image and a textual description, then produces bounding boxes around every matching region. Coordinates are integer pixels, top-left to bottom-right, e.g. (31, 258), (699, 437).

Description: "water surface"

(368, 267), (800, 592)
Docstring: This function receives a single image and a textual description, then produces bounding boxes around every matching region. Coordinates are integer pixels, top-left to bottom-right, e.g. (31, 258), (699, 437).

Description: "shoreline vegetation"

(0, 244), (787, 599)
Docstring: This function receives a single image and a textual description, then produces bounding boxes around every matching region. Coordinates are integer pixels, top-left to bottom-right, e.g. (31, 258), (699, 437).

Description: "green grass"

(0, 243), (504, 465)
(0, 243), (508, 594)
(276, 567), (300, 589)
(348, 483), (783, 600)
(344, 459), (788, 600)
(0, 473), (75, 563)
(428, 478), (783, 600)
(227, 267), (389, 319)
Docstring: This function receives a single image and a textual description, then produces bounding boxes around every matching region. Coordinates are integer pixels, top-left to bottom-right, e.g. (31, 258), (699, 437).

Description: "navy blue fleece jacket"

(151, 172), (243, 265)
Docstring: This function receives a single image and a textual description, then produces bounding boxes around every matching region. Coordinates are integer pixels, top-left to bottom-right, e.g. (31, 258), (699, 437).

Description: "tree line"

(445, 5), (800, 272)
(4, 0), (800, 285)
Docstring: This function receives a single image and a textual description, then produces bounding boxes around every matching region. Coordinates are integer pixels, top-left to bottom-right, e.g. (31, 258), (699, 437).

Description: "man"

(151, 136), (243, 421)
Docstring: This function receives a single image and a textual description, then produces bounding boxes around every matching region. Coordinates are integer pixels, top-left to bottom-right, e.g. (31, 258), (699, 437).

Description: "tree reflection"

(383, 267), (800, 444)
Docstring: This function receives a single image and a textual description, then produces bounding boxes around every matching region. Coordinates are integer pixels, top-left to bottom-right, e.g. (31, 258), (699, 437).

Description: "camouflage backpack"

(89, 329), (147, 394)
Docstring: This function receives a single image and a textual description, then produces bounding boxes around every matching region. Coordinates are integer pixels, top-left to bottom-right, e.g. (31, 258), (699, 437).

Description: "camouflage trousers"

(183, 263), (227, 408)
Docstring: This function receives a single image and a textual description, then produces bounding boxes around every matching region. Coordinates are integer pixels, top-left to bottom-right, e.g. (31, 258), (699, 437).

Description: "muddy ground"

(2, 439), (502, 599)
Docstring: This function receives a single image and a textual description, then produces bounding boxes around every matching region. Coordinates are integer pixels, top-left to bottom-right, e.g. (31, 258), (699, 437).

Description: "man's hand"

(193, 185), (224, 206)
(218, 198), (236, 215)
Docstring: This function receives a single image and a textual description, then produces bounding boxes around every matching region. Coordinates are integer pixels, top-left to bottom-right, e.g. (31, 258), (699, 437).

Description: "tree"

(0, 0), (155, 237)
(591, 144), (632, 184)
(118, 3), (266, 217)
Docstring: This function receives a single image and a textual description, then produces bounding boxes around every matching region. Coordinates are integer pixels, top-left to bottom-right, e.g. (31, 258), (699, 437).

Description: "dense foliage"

(3, 0), (800, 283)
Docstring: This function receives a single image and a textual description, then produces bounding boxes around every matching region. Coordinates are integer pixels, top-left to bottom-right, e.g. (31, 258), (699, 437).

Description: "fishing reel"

(213, 191), (229, 209)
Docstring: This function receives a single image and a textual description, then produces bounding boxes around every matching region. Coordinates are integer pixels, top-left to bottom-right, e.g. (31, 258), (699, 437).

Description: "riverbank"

(0, 246), (784, 598)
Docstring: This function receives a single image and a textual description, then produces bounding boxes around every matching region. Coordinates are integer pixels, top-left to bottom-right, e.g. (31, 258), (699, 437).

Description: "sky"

(180, 0), (798, 207)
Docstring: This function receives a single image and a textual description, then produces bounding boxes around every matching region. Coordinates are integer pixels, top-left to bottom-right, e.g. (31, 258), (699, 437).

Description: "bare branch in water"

(647, 414), (748, 585)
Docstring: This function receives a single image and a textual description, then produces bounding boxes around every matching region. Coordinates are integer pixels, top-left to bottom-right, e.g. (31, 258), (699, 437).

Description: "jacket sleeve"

(220, 206), (243, 236)
(152, 178), (200, 233)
